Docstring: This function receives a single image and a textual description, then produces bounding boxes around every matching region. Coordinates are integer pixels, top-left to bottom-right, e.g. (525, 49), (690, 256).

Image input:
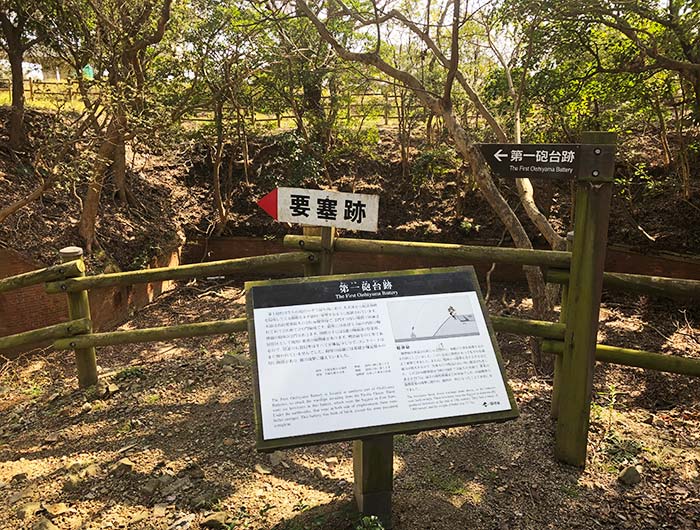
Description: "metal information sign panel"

(478, 143), (581, 178)
(257, 187), (379, 232)
(246, 267), (518, 451)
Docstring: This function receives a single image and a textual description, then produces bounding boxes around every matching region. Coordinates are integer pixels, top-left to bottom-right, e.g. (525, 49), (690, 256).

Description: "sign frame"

(245, 266), (519, 452)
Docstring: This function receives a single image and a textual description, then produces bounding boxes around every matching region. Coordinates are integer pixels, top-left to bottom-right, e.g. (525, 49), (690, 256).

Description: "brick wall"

(1, 247), (180, 358)
(0, 250), (70, 342)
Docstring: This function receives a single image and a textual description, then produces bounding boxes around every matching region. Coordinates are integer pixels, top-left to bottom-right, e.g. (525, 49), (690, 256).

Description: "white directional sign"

(258, 187), (379, 232)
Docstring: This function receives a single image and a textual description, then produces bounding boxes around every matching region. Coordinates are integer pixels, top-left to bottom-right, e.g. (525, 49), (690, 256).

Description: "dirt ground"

(1, 280), (698, 530)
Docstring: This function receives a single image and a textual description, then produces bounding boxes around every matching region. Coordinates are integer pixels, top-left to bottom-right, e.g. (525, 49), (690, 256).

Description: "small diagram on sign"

(387, 294), (479, 342)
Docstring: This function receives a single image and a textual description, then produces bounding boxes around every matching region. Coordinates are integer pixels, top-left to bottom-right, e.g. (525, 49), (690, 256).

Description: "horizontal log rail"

(0, 318), (91, 350)
(49, 315), (560, 351)
(46, 252), (318, 294)
(0, 259), (84, 294)
(283, 235), (572, 268)
(491, 316), (565, 340)
(546, 269), (700, 299)
(53, 318), (248, 350)
(541, 340), (700, 377)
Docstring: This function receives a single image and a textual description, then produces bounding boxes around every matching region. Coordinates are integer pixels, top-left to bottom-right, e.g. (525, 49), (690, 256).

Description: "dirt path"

(1, 282), (699, 530)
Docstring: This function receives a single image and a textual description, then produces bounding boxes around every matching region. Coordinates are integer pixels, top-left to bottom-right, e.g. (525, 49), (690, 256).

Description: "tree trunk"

(113, 132), (128, 203)
(442, 105), (552, 367)
(212, 100), (227, 235)
(8, 50), (26, 150)
(79, 122), (118, 252)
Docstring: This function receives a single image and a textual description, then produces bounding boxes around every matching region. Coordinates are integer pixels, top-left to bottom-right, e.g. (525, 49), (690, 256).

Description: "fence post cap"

(59, 246), (84, 260)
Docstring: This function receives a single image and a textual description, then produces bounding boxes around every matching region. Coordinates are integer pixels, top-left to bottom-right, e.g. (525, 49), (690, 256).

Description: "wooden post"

(302, 227), (323, 277)
(302, 225), (393, 526)
(354, 435), (394, 528)
(384, 93), (389, 125)
(550, 230), (573, 419)
(555, 132), (615, 467)
(59, 246), (98, 388)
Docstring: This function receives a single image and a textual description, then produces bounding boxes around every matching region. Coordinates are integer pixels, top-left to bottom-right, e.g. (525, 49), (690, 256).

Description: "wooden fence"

(3, 81), (424, 126)
(1, 235), (698, 451)
(0, 130), (699, 470)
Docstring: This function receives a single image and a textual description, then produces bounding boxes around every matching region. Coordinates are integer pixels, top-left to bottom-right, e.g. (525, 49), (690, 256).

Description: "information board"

(246, 267), (518, 450)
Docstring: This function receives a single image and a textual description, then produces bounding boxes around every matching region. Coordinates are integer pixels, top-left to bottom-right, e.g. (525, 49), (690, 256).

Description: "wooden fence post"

(555, 132), (615, 466)
(384, 93), (389, 125)
(550, 230), (573, 419)
(59, 246), (98, 388)
(354, 435), (394, 528)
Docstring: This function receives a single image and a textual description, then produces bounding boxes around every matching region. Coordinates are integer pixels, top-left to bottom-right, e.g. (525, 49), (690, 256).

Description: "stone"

(190, 494), (214, 509)
(17, 501), (41, 519)
(130, 510), (149, 524)
(201, 512), (230, 529)
(153, 504), (168, 517)
(44, 433), (60, 444)
(618, 465), (642, 486)
(313, 467), (326, 479)
(63, 475), (82, 492)
(268, 451), (285, 468)
(11, 472), (28, 483)
(219, 354), (244, 367)
(222, 438), (234, 447)
(80, 402), (92, 413)
(168, 514), (195, 529)
(185, 463), (205, 480)
(107, 383), (120, 395)
(254, 463), (272, 475)
(324, 457), (339, 465)
(80, 463), (101, 479)
(44, 502), (69, 518)
(142, 477), (161, 496)
(95, 380), (109, 398)
(33, 518), (59, 530)
(161, 477), (192, 496)
(9, 487), (33, 503)
(111, 458), (135, 477)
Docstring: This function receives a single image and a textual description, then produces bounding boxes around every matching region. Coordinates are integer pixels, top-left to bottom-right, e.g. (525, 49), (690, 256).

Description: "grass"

(0, 90), (85, 113)
(115, 366), (145, 381)
(143, 392), (160, 404)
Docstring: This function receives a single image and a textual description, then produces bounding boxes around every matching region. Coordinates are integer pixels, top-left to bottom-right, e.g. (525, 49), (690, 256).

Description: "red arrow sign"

(256, 187), (379, 231)
(257, 188), (278, 220)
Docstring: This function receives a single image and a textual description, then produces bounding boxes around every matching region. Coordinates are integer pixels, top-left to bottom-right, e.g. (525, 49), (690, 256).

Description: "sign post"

(553, 132), (616, 466)
(479, 136), (616, 466)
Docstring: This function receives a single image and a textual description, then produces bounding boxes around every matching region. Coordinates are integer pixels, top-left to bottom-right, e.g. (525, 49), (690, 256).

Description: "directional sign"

(257, 187), (379, 232)
(478, 143), (581, 179)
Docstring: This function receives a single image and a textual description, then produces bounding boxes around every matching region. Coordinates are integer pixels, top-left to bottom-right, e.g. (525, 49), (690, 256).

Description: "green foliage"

(115, 366), (145, 381)
(411, 145), (457, 186)
(265, 131), (325, 187)
(355, 516), (385, 530)
(330, 126), (381, 161)
(460, 218), (481, 235)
